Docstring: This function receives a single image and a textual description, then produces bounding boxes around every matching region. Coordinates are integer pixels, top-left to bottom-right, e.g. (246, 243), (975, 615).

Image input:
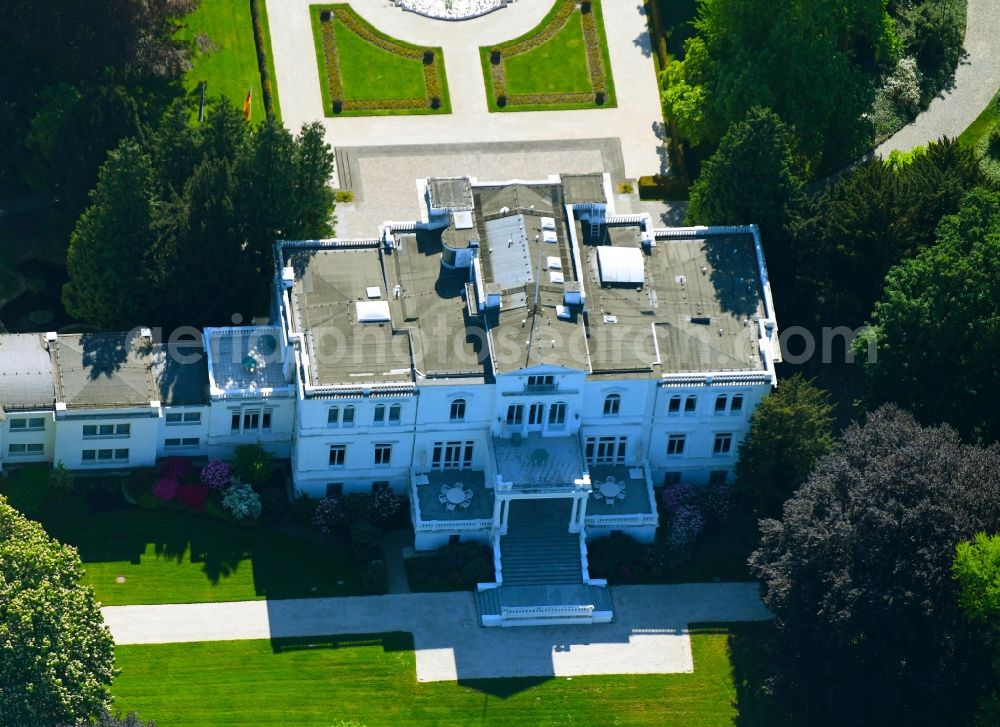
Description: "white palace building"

(0, 173), (780, 625)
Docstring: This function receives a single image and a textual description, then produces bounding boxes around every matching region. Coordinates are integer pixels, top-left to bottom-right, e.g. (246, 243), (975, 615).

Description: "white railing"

(501, 604), (595, 620)
(585, 512), (659, 528)
(492, 533), (503, 585)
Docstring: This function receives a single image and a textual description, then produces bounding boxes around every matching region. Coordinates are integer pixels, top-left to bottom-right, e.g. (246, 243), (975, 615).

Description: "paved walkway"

(103, 583), (768, 682)
(876, 0), (1000, 156)
(265, 0), (666, 178)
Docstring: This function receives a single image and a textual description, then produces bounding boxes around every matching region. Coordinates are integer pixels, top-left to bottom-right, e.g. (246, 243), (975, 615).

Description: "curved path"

(265, 0), (666, 178)
(876, 0), (1000, 156)
(103, 582), (769, 682)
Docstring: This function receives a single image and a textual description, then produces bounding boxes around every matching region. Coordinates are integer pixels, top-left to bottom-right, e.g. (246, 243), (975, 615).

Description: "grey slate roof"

(0, 334), (55, 411)
(51, 333), (156, 409)
(152, 343), (210, 406)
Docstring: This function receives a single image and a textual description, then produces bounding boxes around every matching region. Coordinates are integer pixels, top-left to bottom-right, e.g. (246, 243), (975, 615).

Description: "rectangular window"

(709, 470), (729, 486)
(730, 395), (744, 413)
(449, 399), (466, 421)
(329, 445), (346, 467)
(114, 449), (129, 461)
(7, 443), (26, 455)
(97, 449), (113, 461)
(664, 471), (682, 486)
(432, 441), (474, 470)
(388, 404), (401, 423)
(715, 395), (728, 413)
(26, 443), (43, 454)
(82, 450), (96, 462)
(326, 482), (344, 498)
(166, 412), (201, 426)
(548, 402), (567, 426)
(526, 375), (555, 389)
(165, 438), (199, 449)
(713, 433), (733, 455)
(262, 410), (272, 432)
(374, 444), (392, 466)
(10, 418), (45, 431)
(373, 405), (386, 424)
(83, 423), (129, 439)
(585, 436), (627, 465)
(166, 413), (183, 425)
(231, 412), (241, 432)
(243, 411), (260, 431)
(506, 404), (524, 426)
(667, 434), (686, 455)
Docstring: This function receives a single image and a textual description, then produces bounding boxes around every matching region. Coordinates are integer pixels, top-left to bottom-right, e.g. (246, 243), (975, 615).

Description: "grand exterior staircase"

(475, 498), (614, 626)
(500, 500), (582, 585)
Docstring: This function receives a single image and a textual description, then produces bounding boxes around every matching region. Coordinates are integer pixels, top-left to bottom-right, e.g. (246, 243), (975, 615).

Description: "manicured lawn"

(958, 86), (1000, 147)
(113, 624), (780, 726)
(503, 15), (592, 95)
(311, 5), (450, 116)
(481, 0), (616, 112)
(174, 0), (281, 123)
(44, 508), (361, 605)
(334, 19), (426, 101)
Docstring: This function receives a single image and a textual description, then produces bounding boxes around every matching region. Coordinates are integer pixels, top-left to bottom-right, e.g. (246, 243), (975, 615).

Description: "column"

(569, 496), (580, 533)
(577, 491), (589, 530)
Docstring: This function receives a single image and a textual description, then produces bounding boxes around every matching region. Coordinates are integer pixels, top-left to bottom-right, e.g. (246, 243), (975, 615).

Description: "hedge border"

(481, 0), (616, 112)
(311, 4), (450, 117)
(249, 0), (280, 119)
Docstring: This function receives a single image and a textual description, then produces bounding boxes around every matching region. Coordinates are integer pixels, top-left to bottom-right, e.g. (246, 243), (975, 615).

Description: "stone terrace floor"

(587, 465), (654, 515)
(415, 470), (493, 521)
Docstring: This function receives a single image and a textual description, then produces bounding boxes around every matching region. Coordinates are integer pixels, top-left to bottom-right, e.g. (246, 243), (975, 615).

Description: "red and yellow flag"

(242, 87), (252, 121)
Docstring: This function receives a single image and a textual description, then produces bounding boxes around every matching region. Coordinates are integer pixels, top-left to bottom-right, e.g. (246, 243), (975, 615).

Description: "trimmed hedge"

(317, 6), (448, 114)
(637, 174), (690, 201)
(249, 0), (275, 117)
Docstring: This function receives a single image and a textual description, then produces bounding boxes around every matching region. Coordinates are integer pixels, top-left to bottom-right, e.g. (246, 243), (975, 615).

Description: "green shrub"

(360, 559), (389, 595)
(231, 443), (273, 487)
(977, 123), (1000, 185)
(637, 174), (689, 200)
(349, 520), (383, 564)
(406, 541), (494, 591)
(334, 190), (354, 203)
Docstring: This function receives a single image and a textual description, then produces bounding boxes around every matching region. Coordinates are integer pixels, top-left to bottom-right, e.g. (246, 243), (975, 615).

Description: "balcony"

(584, 464), (659, 532)
(410, 470), (495, 542)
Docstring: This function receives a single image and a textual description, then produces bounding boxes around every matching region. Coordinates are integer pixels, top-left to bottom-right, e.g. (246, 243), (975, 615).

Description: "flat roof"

(288, 247), (413, 387)
(51, 333), (156, 409)
(0, 334), (54, 411)
(579, 222), (767, 376)
(152, 342), (209, 406)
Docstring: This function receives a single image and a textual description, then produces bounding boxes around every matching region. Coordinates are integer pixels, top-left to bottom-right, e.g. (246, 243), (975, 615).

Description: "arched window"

(327, 406), (339, 426)
(668, 395), (681, 414)
(684, 395), (697, 414)
(342, 406), (355, 426)
(603, 393), (621, 416)
(373, 404), (386, 424)
(450, 398), (467, 421)
(388, 403), (402, 423)
(548, 401), (567, 426)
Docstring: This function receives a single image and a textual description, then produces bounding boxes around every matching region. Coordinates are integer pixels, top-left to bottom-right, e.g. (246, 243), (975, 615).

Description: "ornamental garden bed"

(480, 0), (616, 112)
(310, 4), (451, 116)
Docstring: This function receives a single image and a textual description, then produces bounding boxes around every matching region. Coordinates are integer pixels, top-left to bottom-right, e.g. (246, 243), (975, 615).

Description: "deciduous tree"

(0, 496), (115, 727)
(750, 406), (1000, 725)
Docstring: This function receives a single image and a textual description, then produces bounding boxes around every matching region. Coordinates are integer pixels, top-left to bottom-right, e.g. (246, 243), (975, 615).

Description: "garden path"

(103, 582), (769, 681)
(876, 0), (1000, 156)
(264, 0), (665, 178)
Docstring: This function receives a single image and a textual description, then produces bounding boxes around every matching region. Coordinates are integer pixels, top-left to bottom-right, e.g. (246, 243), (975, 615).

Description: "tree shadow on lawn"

(270, 631), (414, 654)
(720, 621), (792, 727)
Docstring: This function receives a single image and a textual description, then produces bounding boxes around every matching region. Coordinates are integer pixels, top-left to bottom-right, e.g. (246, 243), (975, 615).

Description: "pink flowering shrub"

(200, 459), (232, 489)
(660, 484), (695, 516)
(152, 478), (179, 501)
(177, 484), (210, 511)
(667, 504), (704, 555)
(369, 484), (402, 525)
(692, 484), (734, 527)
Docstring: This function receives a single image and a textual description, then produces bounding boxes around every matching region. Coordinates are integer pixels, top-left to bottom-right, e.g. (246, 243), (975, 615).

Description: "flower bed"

(312, 4), (450, 116)
(481, 0), (616, 111)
